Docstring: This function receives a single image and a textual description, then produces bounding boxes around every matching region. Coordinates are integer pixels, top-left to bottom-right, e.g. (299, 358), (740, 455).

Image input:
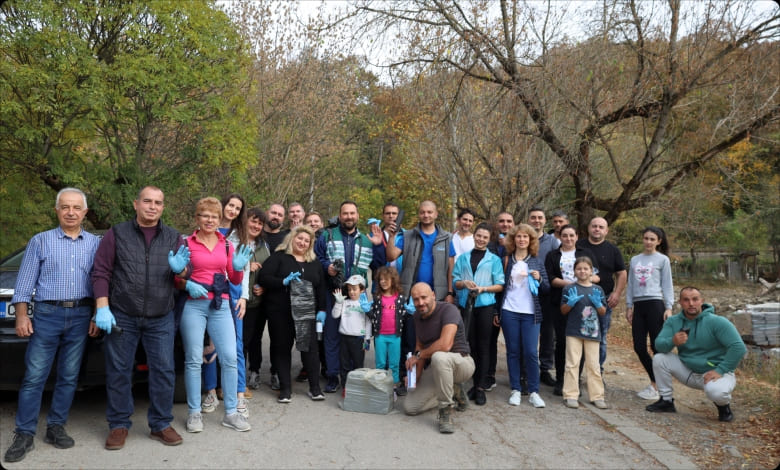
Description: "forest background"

(1, 0), (778, 279)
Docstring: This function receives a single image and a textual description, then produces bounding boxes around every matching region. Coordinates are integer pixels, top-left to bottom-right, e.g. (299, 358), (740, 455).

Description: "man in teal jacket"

(646, 286), (746, 422)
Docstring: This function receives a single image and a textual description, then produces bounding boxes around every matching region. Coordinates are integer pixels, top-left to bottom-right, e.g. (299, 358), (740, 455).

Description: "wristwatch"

(447, 291), (455, 297)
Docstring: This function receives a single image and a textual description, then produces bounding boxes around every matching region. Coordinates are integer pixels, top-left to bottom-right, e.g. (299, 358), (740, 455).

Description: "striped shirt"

(11, 227), (100, 304)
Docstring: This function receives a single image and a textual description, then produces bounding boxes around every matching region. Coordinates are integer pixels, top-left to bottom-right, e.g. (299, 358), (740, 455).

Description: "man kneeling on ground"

(402, 283), (475, 434)
(646, 286), (746, 422)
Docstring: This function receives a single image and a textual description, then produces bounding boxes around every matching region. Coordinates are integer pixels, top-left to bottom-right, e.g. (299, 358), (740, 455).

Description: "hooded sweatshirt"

(654, 303), (746, 375)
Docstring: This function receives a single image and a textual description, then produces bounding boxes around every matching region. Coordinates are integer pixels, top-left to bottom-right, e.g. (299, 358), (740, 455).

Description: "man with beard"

(264, 203), (288, 252)
(315, 201), (385, 393)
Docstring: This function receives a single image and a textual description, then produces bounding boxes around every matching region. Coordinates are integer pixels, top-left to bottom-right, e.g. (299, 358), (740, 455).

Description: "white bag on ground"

(341, 368), (394, 415)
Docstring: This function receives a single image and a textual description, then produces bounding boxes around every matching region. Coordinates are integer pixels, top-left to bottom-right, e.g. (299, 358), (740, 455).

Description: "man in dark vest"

(92, 186), (189, 450)
(315, 200), (385, 393)
(386, 200), (454, 395)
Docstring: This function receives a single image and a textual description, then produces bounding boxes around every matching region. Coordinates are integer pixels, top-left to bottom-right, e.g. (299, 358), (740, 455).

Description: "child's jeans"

(374, 334), (401, 383)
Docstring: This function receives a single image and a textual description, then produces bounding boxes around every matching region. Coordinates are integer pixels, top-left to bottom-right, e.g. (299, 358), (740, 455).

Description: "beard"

(267, 219), (282, 230)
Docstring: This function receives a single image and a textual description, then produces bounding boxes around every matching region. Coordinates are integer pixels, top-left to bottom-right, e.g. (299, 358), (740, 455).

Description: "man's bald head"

(411, 282), (436, 318)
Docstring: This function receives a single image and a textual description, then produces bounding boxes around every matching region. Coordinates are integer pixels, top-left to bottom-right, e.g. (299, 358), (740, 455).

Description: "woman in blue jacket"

(452, 223), (505, 406)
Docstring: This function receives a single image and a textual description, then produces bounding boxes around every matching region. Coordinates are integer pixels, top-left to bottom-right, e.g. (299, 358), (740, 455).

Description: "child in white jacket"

(332, 274), (373, 395)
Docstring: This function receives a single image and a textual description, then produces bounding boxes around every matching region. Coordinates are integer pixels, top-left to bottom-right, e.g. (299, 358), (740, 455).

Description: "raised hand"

(588, 291), (604, 309)
(283, 271), (302, 286)
(232, 244), (253, 271)
(564, 286), (584, 308)
(168, 245), (190, 273)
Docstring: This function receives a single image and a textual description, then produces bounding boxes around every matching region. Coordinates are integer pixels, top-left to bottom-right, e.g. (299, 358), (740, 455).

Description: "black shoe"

(467, 386), (476, 401)
(539, 371), (557, 387)
(452, 383), (469, 412)
(716, 403), (734, 422)
(44, 424), (74, 449)
(484, 376), (496, 391)
(646, 397), (676, 413)
(5, 433), (34, 463)
(324, 376), (340, 393)
(295, 368), (308, 383)
(553, 385), (563, 396)
(394, 383), (407, 396)
(474, 389), (487, 406)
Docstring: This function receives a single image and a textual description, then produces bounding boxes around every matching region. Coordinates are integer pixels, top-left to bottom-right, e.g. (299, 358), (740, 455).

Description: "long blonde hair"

(278, 225), (317, 262)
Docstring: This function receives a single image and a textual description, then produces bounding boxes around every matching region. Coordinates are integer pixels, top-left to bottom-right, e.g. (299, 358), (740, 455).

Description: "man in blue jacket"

(646, 286), (746, 422)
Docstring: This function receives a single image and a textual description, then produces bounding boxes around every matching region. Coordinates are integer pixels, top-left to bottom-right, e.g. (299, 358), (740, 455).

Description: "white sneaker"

(508, 390), (522, 406)
(202, 391), (218, 413)
(247, 371), (262, 390)
(222, 412), (251, 432)
(237, 397), (249, 418)
(529, 392), (546, 408)
(637, 384), (659, 400)
(186, 413), (203, 433)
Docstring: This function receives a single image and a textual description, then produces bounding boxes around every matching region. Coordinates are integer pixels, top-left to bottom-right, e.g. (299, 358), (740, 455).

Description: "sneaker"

(243, 388), (253, 399)
(394, 383), (407, 397)
(150, 426), (183, 446)
(716, 403), (734, 422)
(277, 393), (292, 404)
(270, 374), (281, 391)
(45, 424), (75, 449)
(295, 368), (308, 382)
(438, 406), (454, 434)
(105, 427), (129, 450)
(646, 397), (676, 413)
(247, 371), (262, 390)
(592, 399), (608, 409)
(324, 376), (340, 393)
(637, 384), (660, 400)
(222, 412), (251, 432)
(5, 432), (34, 462)
(564, 399), (579, 409)
(540, 371), (557, 387)
(529, 392), (546, 408)
(508, 390), (522, 406)
(452, 383), (469, 411)
(186, 413), (204, 433)
(308, 389), (325, 401)
(475, 389), (487, 406)
(202, 390), (218, 413)
(484, 376), (497, 391)
(467, 386), (477, 401)
(237, 397), (249, 418)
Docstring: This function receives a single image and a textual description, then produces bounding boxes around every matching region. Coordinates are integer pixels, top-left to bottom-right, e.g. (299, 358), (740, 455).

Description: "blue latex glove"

(564, 286), (584, 308)
(528, 276), (540, 296)
(359, 293), (372, 312)
(283, 271), (302, 286)
(405, 297), (416, 315)
(168, 245), (190, 274)
(185, 280), (209, 299)
(588, 292), (604, 309)
(232, 244), (252, 271)
(367, 218), (381, 226)
(95, 306), (116, 334)
(316, 311), (327, 324)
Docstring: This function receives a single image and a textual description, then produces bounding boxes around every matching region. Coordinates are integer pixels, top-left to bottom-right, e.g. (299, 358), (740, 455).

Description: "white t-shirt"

(560, 249), (577, 283)
(451, 232), (475, 258)
(503, 259), (534, 314)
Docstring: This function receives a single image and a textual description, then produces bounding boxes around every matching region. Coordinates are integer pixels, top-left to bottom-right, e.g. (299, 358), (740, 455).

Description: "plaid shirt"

(11, 226), (100, 304)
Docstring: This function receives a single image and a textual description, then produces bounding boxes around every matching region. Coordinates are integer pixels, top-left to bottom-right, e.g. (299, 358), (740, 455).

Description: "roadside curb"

(583, 401), (697, 469)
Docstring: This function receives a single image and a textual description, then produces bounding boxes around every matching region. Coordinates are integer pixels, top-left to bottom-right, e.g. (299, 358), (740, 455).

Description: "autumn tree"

(348, 0), (780, 229)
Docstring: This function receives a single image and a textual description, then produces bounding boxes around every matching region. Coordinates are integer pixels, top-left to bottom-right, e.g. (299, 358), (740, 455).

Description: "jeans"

(323, 298), (341, 378)
(501, 309), (540, 393)
(104, 310), (175, 432)
(599, 307), (612, 368)
(201, 303), (246, 393)
(374, 334), (401, 383)
(180, 298), (237, 414)
(15, 302), (91, 435)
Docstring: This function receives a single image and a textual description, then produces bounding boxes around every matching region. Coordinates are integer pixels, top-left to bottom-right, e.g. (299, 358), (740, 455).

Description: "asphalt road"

(0, 342), (666, 469)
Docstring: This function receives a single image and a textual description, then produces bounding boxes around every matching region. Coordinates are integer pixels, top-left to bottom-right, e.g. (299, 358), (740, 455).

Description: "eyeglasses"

(198, 214), (220, 220)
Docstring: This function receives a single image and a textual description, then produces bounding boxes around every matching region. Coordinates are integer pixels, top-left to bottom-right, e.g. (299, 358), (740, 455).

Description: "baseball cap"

(344, 274), (366, 287)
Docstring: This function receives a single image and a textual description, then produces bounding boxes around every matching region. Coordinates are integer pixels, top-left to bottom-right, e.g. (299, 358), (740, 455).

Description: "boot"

(438, 406), (454, 434)
(716, 403), (734, 422)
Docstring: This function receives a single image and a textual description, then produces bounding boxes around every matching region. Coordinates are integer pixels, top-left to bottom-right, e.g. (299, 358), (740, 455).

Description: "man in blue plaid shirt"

(4, 188), (100, 463)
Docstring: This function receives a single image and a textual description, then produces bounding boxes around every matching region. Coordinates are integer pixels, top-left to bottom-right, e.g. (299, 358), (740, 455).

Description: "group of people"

(6, 186), (748, 462)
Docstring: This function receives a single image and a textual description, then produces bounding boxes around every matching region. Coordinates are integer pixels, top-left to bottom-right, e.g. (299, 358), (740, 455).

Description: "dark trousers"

(399, 315), (416, 380)
(298, 322), (321, 393)
(468, 305), (496, 390)
(243, 304), (275, 375)
(487, 323), (500, 378)
(267, 310), (295, 395)
(538, 298), (556, 372)
(554, 308), (568, 384)
(632, 299), (665, 383)
(339, 334), (365, 387)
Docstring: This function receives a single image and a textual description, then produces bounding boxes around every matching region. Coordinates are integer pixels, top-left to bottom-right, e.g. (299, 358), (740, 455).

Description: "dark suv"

(0, 245), (185, 400)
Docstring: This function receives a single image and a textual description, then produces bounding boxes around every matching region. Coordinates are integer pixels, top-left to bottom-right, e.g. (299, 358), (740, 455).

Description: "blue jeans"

(599, 307), (612, 369)
(104, 310), (175, 432)
(15, 302), (91, 436)
(201, 298), (245, 393)
(180, 298), (237, 414)
(501, 310), (540, 393)
(374, 334), (401, 383)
